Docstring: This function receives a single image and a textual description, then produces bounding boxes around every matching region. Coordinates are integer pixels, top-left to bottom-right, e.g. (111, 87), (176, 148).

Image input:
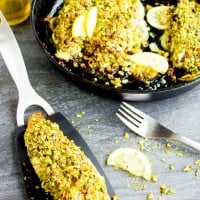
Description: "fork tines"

(116, 102), (144, 134)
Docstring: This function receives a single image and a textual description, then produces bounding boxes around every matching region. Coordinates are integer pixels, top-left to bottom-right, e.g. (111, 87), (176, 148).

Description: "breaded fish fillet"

(169, 0), (200, 81)
(24, 112), (110, 200)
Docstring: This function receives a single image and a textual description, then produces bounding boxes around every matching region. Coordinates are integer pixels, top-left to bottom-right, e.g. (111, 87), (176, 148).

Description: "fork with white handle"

(116, 102), (200, 152)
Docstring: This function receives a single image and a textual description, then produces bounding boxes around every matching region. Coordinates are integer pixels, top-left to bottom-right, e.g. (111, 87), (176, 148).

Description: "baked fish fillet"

(24, 112), (110, 200)
(169, 0), (200, 81)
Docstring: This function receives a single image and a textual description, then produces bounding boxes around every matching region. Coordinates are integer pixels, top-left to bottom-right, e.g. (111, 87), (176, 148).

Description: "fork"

(116, 102), (200, 152)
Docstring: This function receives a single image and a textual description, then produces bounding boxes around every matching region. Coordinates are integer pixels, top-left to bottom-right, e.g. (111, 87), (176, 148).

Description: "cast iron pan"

(31, 0), (200, 101)
(15, 112), (115, 199)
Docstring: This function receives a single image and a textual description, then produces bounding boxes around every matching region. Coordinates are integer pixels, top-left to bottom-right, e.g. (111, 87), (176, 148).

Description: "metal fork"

(116, 102), (200, 152)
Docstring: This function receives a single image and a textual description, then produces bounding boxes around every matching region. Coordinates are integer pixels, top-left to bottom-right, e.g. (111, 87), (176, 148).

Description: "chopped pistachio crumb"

(164, 149), (172, 154)
(75, 112), (85, 118)
(94, 117), (99, 122)
(138, 140), (150, 152)
(169, 163), (175, 170)
(112, 195), (119, 200)
(195, 170), (199, 176)
(181, 160), (200, 175)
(147, 192), (155, 200)
(160, 184), (176, 195)
(123, 132), (130, 139)
(131, 180), (147, 191)
(160, 158), (166, 163)
(194, 159), (200, 167)
(175, 150), (184, 157)
(166, 143), (171, 148)
(151, 175), (158, 182)
(182, 165), (193, 172)
(71, 119), (75, 124)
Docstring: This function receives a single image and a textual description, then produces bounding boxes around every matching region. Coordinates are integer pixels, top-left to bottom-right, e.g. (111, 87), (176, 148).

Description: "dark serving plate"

(31, 0), (200, 101)
(15, 112), (115, 199)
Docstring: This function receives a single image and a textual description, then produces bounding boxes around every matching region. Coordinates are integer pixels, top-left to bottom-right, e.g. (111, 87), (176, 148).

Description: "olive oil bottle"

(0, 0), (31, 25)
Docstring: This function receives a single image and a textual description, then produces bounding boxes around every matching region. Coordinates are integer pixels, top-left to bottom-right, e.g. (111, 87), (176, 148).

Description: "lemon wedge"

(146, 6), (174, 30)
(84, 6), (98, 38)
(72, 7), (98, 39)
(72, 15), (86, 38)
(107, 148), (152, 180)
(130, 52), (168, 74)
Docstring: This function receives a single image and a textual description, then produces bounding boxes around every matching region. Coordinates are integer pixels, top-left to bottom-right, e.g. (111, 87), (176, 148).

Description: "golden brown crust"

(169, 0), (200, 81)
(24, 112), (110, 200)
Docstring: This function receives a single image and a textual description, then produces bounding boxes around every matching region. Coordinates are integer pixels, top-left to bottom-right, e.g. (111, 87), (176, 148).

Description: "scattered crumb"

(160, 158), (166, 163)
(151, 175), (158, 182)
(194, 159), (200, 167)
(182, 165), (193, 172)
(94, 117), (99, 122)
(112, 195), (119, 200)
(175, 150), (184, 157)
(147, 192), (155, 200)
(123, 132), (130, 139)
(131, 179), (147, 191)
(160, 184), (176, 195)
(75, 111), (86, 118)
(169, 163), (175, 170)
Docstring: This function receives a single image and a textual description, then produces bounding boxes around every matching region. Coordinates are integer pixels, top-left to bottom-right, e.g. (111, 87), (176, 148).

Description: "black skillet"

(0, 12), (114, 199)
(31, 0), (200, 101)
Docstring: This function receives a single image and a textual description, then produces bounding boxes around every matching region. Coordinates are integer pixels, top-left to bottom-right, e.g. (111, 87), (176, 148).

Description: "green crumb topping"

(195, 170), (199, 176)
(24, 112), (110, 200)
(160, 184), (176, 195)
(75, 111), (86, 118)
(94, 117), (99, 122)
(182, 165), (193, 172)
(147, 192), (154, 200)
(182, 160), (200, 176)
(168, 0), (200, 81)
(151, 175), (158, 182)
(175, 150), (184, 157)
(123, 133), (130, 139)
(112, 195), (119, 200)
(194, 159), (200, 167)
(169, 163), (175, 170)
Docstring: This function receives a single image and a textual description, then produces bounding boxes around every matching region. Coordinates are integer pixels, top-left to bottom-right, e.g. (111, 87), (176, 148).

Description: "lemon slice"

(84, 6), (98, 38)
(72, 15), (86, 38)
(130, 52), (168, 74)
(131, 19), (149, 45)
(134, 0), (145, 20)
(107, 148), (152, 180)
(146, 6), (174, 30)
(160, 31), (170, 51)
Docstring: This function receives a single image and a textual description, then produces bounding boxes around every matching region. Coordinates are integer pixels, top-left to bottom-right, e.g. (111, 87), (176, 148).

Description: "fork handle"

(178, 136), (200, 152)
